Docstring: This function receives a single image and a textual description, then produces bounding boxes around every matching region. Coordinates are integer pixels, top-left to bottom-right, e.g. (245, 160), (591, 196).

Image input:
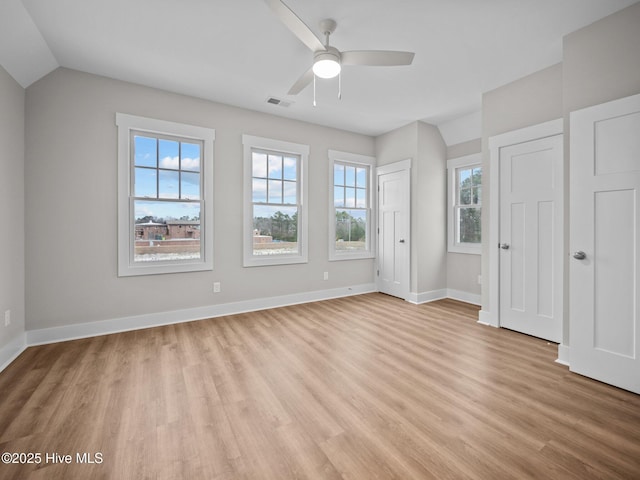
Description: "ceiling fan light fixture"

(313, 50), (341, 79)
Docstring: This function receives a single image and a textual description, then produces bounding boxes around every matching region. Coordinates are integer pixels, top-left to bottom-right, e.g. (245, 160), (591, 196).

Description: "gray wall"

(563, 2), (640, 114)
(416, 121), (448, 295)
(447, 138), (481, 160)
(446, 138), (482, 299)
(25, 68), (376, 330)
(0, 65), (25, 353)
(375, 121), (448, 298)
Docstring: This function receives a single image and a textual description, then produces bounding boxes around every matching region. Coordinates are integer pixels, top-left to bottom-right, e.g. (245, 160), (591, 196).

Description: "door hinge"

(377, 269), (379, 276)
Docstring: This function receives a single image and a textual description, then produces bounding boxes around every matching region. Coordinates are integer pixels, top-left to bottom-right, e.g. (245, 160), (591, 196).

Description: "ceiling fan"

(265, 0), (415, 101)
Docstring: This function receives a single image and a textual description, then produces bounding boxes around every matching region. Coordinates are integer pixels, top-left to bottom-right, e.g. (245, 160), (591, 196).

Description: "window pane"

(356, 167), (367, 188)
(345, 166), (356, 187)
(268, 155), (282, 179)
(253, 205), (298, 256)
(159, 170), (179, 199)
(181, 172), (200, 200)
(356, 188), (366, 208)
(458, 167), (471, 189)
(334, 186), (345, 207)
(181, 143), (200, 172)
(472, 167), (482, 186)
(473, 186), (481, 205)
(458, 207), (481, 244)
(135, 167), (157, 197)
(268, 179), (282, 203)
(253, 152), (267, 178)
(134, 200), (201, 263)
(345, 187), (356, 208)
(283, 180), (297, 204)
(335, 209), (367, 252)
(459, 187), (472, 205)
(134, 135), (157, 167)
(253, 178), (267, 203)
(283, 157), (297, 181)
(159, 139), (179, 170)
(334, 164), (345, 186)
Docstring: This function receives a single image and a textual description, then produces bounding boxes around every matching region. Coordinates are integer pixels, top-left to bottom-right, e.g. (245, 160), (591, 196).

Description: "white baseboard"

(556, 343), (570, 366)
(26, 283), (377, 347)
(406, 289), (448, 304)
(0, 332), (27, 374)
(407, 288), (481, 306)
(478, 309), (498, 327)
(446, 289), (481, 306)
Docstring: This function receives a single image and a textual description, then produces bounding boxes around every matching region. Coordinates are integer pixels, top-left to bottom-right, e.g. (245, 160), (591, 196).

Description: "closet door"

(499, 134), (563, 342)
(570, 93), (640, 394)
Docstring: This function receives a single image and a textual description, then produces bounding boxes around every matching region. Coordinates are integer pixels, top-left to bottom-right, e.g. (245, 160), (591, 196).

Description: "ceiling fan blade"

(341, 50), (415, 66)
(287, 67), (314, 95)
(265, 0), (325, 52)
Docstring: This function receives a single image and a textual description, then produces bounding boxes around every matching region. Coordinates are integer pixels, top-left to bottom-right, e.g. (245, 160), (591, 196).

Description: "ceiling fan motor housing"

(313, 46), (341, 78)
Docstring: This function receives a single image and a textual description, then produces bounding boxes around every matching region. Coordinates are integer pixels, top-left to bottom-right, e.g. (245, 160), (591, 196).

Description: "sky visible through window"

(334, 163), (367, 222)
(134, 134), (202, 222)
(252, 151), (298, 218)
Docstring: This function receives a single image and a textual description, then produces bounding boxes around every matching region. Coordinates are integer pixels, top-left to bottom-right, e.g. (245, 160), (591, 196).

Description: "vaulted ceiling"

(1, 0), (637, 139)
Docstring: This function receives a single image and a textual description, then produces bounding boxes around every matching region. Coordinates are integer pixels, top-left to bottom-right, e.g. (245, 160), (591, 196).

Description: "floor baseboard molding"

(0, 333), (27, 374)
(408, 289), (481, 306)
(478, 309), (498, 327)
(446, 289), (481, 306)
(407, 289), (448, 304)
(26, 283), (377, 347)
(556, 343), (570, 366)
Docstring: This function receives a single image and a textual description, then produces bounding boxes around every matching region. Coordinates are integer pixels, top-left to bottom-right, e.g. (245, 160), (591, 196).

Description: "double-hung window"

(243, 135), (308, 267)
(447, 153), (482, 254)
(329, 150), (375, 260)
(116, 113), (215, 276)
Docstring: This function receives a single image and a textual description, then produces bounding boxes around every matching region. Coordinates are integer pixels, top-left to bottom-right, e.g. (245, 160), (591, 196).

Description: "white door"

(499, 134), (563, 342)
(377, 162), (410, 300)
(570, 93), (640, 394)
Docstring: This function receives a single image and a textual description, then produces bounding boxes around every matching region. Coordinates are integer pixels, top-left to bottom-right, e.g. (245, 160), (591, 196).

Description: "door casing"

(485, 119), (564, 333)
(376, 159), (411, 300)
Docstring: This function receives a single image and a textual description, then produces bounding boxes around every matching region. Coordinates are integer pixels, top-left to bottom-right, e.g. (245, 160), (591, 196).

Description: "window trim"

(328, 150), (376, 261)
(242, 134), (309, 267)
(116, 113), (215, 276)
(447, 153), (482, 255)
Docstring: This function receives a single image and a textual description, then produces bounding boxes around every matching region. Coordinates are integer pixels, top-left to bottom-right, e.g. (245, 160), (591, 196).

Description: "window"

(447, 153), (482, 254)
(116, 113), (215, 276)
(243, 135), (308, 267)
(329, 150), (375, 260)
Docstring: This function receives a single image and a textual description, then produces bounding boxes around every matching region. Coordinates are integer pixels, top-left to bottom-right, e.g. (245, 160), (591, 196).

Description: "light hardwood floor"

(1, 293), (639, 479)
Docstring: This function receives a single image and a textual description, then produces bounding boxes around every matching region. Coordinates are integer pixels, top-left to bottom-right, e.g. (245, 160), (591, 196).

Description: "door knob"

(499, 243), (510, 250)
(573, 251), (586, 260)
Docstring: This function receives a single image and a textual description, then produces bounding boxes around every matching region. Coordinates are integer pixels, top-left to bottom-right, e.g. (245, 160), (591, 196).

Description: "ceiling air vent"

(266, 97), (292, 108)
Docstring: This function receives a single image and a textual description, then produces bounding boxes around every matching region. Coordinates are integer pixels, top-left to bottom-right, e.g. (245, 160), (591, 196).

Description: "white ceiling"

(1, 0), (637, 139)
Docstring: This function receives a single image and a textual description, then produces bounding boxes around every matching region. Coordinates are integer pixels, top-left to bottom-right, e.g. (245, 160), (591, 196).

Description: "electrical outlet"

(4, 310), (10, 327)
(213, 282), (221, 293)
(477, 275), (482, 285)
(323, 271), (329, 281)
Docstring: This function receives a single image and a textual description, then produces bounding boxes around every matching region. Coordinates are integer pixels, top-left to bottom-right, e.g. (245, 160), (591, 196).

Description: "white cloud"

(181, 157), (200, 171)
(160, 156), (179, 169)
(159, 156), (200, 171)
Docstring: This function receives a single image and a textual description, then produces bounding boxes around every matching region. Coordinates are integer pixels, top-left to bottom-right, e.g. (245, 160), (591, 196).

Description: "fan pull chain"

(313, 74), (317, 107)
(338, 71), (342, 100)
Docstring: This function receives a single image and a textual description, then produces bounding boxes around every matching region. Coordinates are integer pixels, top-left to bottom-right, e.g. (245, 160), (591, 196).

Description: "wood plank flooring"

(1, 293), (639, 479)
